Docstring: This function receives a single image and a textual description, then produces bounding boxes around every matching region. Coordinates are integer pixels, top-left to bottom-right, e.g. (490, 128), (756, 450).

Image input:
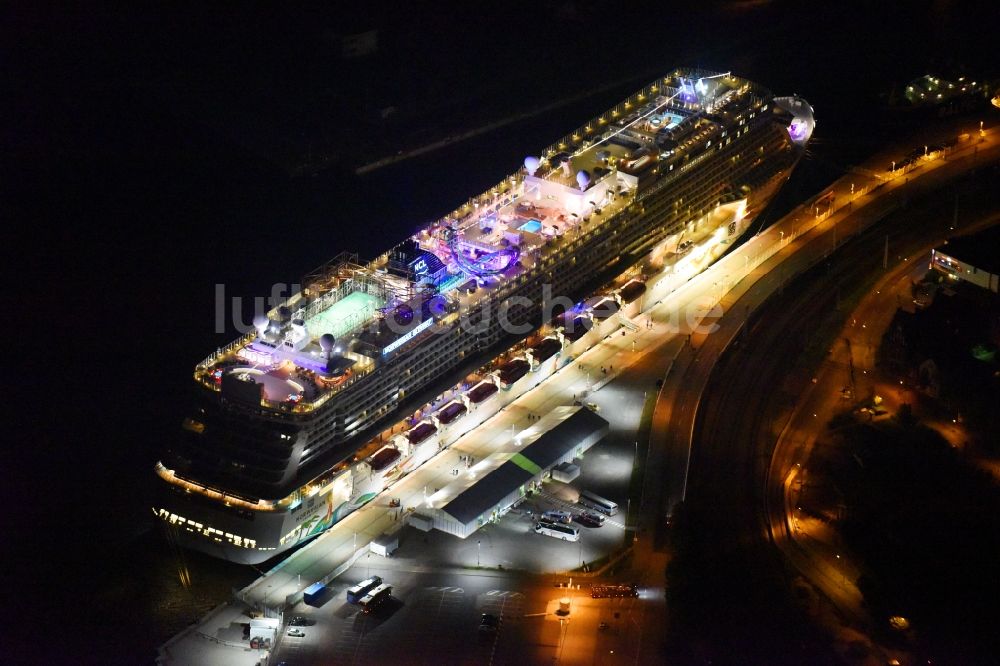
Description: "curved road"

(665, 129), (999, 660)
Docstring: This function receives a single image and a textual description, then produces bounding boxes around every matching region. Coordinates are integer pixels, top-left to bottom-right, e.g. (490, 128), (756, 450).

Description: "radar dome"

(523, 155), (540, 176)
(576, 170), (591, 190)
(319, 333), (336, 352)
(252, 315), (269, 332)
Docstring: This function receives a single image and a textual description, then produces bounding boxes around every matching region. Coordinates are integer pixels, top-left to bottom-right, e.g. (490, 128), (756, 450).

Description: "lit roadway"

(769, 205), (1000, 644)
(161, 122), (996, 664)
(653, 120), (998, 522)
(662, 119), (998, 658)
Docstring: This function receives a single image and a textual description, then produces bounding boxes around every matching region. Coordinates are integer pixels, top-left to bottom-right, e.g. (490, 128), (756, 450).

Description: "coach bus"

(534, 520), (580, 542)
(577, 490), (619, 516)
(359, 583), (393, 614)
(346, 575), (383, 604)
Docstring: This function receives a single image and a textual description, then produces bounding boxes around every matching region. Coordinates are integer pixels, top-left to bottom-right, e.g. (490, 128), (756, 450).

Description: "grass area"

(815, 416), (1000, 660)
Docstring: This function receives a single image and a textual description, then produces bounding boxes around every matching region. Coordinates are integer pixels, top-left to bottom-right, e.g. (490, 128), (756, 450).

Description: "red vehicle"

(591, 583), (639, 599)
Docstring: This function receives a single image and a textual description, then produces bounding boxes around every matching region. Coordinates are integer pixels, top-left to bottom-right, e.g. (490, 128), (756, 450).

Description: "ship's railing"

(190, 71), (753, 399)
(262, 74), (716, 325)
(196, 330), (256, 372)
(193, 329), (377, 414)
(194, 354), (376, 415)
(354, 80), (696, 270)
(542, 80), (678, 160)
(155, 462), (279, 512)
(248, 361), (375, 415)
(158, 457), (356, 516)
(536, 69), (740, 162)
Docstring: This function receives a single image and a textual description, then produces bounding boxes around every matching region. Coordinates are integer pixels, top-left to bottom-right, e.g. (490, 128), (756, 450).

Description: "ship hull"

(157, 72), (815, 564)
(154, 170), (797, 565)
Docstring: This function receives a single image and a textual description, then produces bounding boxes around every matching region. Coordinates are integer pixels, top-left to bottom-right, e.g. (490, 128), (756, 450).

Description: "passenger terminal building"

(411, 407), (609, 539)
(932, 226), (1000, 294)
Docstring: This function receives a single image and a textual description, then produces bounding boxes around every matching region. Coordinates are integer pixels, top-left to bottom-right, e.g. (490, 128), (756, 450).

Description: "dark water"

(7, 2), (993, 662)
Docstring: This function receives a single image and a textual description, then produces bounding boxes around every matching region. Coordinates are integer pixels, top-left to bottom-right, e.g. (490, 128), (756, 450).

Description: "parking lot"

(270, 455), (637, 666)
(271, 569), (540, 666)
(271, 563), (646, 666)
(371, 482), (623, 575)
(269, 335), (658, 665)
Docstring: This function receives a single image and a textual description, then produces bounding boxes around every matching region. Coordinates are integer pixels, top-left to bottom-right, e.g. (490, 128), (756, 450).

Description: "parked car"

(542, 510), (573, 524)
(288, 616), (309, 626)
(287, 628), (305, 638)
(479, 613), (501, 632)
(573, 512), (603, 528)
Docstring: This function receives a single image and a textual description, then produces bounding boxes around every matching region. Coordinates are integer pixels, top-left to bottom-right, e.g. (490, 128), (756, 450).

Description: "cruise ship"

(155, 69), (813, 564)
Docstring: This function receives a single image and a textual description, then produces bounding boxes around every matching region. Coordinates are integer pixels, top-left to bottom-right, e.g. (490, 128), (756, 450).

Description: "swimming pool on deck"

(518, 219), (543, 233)
(649, 113), (683, 129)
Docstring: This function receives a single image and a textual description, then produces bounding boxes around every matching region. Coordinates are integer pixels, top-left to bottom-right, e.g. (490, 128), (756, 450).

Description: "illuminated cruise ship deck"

(157, 68), (814, 562)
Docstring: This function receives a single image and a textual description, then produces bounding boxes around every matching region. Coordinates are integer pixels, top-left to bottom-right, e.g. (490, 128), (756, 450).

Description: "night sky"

(4, 1), (995, 662)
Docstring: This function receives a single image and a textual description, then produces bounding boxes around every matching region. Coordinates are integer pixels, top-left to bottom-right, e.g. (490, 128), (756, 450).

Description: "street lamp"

(477, 539), (481, 567)
(557, 617), (569, 662)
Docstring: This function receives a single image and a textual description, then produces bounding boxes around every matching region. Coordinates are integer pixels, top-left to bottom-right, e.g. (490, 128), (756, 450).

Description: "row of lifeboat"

(364, 276), (646, 475)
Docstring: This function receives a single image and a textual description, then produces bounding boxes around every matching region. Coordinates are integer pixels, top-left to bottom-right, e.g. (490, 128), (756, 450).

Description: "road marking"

(538, 490), (625, 529)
